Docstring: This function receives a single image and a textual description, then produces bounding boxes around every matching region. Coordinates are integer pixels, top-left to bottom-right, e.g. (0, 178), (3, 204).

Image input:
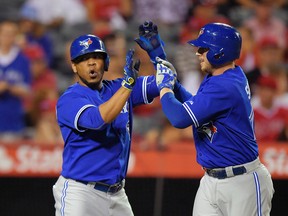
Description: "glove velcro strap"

(127, 77), (135, 85)
(121, 80), (133, 91)
(158, 82), (174, 91)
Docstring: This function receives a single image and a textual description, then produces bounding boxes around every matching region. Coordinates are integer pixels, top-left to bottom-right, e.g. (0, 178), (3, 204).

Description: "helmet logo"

(99, 40), (105, 50)
(198, 28), (204, 37)
(79, 38), (93, 50)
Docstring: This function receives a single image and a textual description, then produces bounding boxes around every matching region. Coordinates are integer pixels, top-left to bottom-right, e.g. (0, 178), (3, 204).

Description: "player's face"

(196, 47), (213, 74)
(72, 53), (105, 90)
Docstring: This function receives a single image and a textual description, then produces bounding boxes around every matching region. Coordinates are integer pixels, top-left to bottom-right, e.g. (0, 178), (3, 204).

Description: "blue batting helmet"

(70, 34), (110, 71)
(188, 23), (242, 66)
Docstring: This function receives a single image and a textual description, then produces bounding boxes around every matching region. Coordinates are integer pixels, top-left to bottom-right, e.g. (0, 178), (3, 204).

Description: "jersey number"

(245, 82), (251, 100)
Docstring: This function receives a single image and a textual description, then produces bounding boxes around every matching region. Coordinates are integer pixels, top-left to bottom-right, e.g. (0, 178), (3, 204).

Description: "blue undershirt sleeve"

(161, 92), (192, 128)
(173, 82), (193, 103)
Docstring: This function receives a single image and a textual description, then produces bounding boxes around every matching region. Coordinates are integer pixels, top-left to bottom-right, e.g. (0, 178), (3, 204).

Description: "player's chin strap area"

(203, 157), (260, 179)
(76, 179), (125, 193)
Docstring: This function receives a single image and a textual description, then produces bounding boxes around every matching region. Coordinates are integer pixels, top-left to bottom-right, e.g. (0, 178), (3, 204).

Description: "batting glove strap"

(121, 76), (135, 91)
(157, 78), (175, 91)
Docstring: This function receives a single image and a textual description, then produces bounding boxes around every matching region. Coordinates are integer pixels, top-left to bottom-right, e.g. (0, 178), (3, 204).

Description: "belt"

(76, 180), (124, 193)
(203, 166), (247, 179)
(203, 157), (260, 179)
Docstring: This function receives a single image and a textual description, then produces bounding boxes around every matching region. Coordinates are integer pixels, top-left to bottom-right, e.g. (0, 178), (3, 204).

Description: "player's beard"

(200, 62), (213, 75)
(77, 72), (103, 90)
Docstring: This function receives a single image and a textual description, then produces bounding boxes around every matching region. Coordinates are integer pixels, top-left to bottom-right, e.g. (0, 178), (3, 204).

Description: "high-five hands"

(156, 57), (177, 91)
(122, 49), (140, 91)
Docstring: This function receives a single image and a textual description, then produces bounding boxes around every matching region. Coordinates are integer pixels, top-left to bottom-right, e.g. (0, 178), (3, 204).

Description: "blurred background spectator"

(236, 25), (257, 72)
(188, 0), (231, 27)
(23, 44), (61, 143)
(127, 0), (192, 59)
(0, 0), (25, 22)
(18, 4), (54, 66)
(245, 36), (286, 95)
(174, 18), (203, 95)
(102, 32), (127, 80)
(242, 0), (287, 48)
(252, 75), (288, 142)
(0, 20), (31, 141)
(20, 0), (92, 74)
(82, 0), (132, 38)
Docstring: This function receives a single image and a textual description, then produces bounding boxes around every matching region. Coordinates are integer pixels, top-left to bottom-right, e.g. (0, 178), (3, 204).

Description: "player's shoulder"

(212, 66), (245, 85)
(58, 83), (87, 100)
(103, 78), (122, 87)
(203, 74), (227, 90)
(202, 67), (245, 96)
(62, 83), (82, 94)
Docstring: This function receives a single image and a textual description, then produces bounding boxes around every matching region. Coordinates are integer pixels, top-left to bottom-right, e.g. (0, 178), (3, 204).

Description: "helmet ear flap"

(213, 51), (224, 60)
(207, 48), (225, 66)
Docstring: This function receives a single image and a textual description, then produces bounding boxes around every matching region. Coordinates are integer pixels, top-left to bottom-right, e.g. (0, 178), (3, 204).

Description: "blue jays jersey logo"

(121, 102), (129, 113)
(79, 38), (93, 50)
(197, 121), (217, 142)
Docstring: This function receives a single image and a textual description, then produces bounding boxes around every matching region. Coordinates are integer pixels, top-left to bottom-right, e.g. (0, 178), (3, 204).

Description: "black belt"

(76, 180), (124, 193)
(203, 166), (247, 179)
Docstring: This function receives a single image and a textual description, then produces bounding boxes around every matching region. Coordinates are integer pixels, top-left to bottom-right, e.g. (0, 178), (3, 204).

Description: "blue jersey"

(0, 49), (31, 132)
(183, 66), (258, 168)
(56, 76), (158, 184)
(160, 66), (258, 168)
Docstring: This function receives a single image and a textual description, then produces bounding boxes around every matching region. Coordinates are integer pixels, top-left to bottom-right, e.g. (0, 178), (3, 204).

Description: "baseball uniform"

(160, 66), (274, 216)
(154, 22), (275, 216)
(53, 76), (159, 216)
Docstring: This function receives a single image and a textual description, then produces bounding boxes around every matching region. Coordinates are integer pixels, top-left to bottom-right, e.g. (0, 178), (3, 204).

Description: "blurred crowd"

(0, 0), (287, 148)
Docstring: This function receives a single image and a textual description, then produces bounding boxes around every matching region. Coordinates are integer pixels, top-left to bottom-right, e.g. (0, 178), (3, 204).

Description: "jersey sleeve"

(56, 92), (104, 132)
(182, 81), (232, 128)
(161, 92), (192, 128)
(131, 75), (159, 106)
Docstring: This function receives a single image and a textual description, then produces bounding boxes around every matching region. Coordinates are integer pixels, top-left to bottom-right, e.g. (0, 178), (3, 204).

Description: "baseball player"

(136, 22), (274, 215)
(52, 34), (160, 216)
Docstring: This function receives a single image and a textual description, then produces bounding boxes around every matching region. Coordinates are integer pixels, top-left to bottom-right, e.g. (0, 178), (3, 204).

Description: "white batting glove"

(156, 57), (177, 77)
(156, 63), (176, 91)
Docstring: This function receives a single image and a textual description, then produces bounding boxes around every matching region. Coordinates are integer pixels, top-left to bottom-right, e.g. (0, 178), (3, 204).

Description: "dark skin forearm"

(98, 86), (132, 123)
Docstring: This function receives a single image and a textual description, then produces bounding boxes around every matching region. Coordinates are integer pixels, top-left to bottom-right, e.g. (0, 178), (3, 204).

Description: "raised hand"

(122, 49), (140, 90)
(156, 56), (183, 91)
(134, 21), (166, 66)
